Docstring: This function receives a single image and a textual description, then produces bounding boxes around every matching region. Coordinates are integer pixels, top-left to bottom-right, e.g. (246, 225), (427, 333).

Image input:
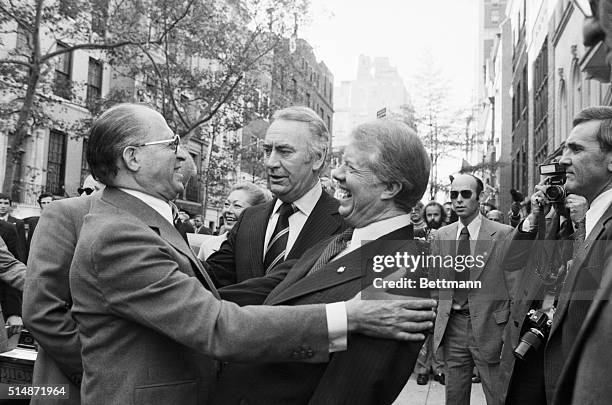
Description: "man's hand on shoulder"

(345, 295), (436, 342)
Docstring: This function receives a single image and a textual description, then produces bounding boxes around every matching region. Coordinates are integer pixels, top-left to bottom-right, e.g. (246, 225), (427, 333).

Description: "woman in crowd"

(198, 182), (271, 260)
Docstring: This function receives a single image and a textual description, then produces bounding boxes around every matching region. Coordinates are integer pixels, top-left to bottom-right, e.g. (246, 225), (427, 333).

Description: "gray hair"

(350, 120), (431, 212)
(230, 182), (272, 206)
(573, 106), (612, 152)
(272, 106), (329, 173)
(87, 103), (154, 184)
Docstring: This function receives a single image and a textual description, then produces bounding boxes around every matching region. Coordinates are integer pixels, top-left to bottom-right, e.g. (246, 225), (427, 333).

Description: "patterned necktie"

(572, 219), (586, 259)
(307, 228), (354, 276)
(263, 202), (297, 273)
(168, 201), (181, 228)
(454, 226), (470, 308)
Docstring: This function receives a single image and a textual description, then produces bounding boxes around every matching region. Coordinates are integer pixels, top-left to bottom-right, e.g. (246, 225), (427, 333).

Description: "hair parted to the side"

(349, 119), (431, 212)
(272, 106), (329, 173)
(229, 182), (272, 206)
(86, 103), (155, 185)
(573, 106), (612, 152)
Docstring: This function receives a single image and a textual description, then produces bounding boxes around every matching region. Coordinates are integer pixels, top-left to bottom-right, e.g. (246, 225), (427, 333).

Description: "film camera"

(513, 309), (552, 361)
(539, 162), (567, 203)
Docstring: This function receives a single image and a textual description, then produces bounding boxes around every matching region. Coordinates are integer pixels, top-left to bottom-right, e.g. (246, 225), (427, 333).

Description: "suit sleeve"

(218, 259), (297, 305)
(0, 225), (23, 318)
(0, 239), (25, 291)
(84, 220), (330, 363)
(23, 202), (83, 385)
(11, 219), (27, 263)
(204, 211), (247, 287)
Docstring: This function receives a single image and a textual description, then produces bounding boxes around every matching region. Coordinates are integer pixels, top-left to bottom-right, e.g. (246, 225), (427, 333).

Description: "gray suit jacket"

(23, 196), (95, 405)
(70, 187), (330, 405)
(431, 216), (513, 363)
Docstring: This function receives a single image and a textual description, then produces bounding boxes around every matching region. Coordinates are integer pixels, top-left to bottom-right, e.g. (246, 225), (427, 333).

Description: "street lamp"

(571, 0), (594, 17)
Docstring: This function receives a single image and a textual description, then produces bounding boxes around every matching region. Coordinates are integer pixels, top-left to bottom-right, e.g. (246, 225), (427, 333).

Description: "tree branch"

(0, 59), (32, 68)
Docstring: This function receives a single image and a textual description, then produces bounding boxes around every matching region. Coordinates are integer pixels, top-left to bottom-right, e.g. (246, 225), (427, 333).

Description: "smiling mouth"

(336, 186), (352, 200)
(224, 213), (237, 222)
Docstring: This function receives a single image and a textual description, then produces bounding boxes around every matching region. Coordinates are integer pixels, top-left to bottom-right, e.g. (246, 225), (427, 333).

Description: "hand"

(5, 315), (23, 338)
(345, 296), (436, 341)
(565, 194), (588, 224)
(526, 185), (551, 225)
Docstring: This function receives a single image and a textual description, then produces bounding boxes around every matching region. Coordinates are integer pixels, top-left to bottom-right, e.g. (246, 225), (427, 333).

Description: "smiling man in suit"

(431, 174), (513, 405)
(204, 106), (346, 287)
(68, 103), (436, 405)
(213, 119), (435, 405)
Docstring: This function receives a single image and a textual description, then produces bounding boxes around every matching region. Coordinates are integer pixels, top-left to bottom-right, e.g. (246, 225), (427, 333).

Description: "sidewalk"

(393, 374), (486, 405)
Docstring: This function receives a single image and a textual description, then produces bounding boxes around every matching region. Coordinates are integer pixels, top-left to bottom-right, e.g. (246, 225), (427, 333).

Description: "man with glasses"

(65, 103), (436, 405)
(431, 174), (513, 405)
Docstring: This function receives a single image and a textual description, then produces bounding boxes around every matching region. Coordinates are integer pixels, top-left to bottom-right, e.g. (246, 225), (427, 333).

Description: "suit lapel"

(101, 188), (220, 298)
(268, 226), (413, 305)
(247, 201), (275, 271)
(288, 192), (342, 260)
(550, 204), (612, 337)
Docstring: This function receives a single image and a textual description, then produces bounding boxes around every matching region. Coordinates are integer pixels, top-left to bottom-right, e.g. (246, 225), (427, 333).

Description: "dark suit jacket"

(0, 220), (23, 318)
(206, 192), (346, 287)
(214, 225), (431, 405)
(23, 215), (39, 252)
(69, 187), (332, 405)
(549, 203), (612, 405)
(498, 213), (574, 403)
(23, 196), (95, 405)
(4, 215), (27, 262)
(431, 217), (514, 364)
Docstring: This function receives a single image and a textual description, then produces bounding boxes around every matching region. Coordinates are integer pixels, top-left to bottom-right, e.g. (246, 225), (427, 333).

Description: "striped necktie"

(263, 202), (296, 273)
(454, 226), (470, 308)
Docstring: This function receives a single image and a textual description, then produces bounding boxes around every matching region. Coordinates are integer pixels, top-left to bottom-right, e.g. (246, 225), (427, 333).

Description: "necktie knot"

(460, 227), (470, 239)
(168, 201), (181, 226)
(277, 202), (296, 219)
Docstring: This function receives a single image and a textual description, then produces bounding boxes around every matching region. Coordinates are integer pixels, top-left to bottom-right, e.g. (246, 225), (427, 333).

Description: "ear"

(381, 181), (402, 200)
(477, 190), (485, 201)
(122, 146), (141, 172)
(311, 149), (327, 172)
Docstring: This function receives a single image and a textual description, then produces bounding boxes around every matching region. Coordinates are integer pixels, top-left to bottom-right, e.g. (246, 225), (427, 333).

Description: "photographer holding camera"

(500, 106), (612, 405)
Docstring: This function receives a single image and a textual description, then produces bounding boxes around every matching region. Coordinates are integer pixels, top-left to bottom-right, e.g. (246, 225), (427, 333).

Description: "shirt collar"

(272, 180), (322, 216)
(119, 188), (173, 225)
(351, 214), (412, 248)
(456, 213), (483, 240)
(586, 187), (612, 238)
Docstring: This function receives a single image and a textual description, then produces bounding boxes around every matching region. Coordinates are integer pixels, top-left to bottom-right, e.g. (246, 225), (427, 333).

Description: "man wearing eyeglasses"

(65, 103), (436, 405)
(430, 174), (514, 405)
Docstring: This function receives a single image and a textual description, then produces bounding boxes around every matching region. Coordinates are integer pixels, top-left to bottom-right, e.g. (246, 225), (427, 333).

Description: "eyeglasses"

(78, 187), (94, 195)
(450, 190), (473, 200)
(133, 134), (180, 154)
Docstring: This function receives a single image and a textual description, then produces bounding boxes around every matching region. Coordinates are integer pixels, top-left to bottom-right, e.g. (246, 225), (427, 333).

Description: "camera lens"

(544, 185), (566, 202)
(513, 328), (546, 361)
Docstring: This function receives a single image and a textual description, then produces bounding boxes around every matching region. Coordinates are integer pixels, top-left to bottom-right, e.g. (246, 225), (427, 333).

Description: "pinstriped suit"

(213, 225), (431, 405)
(205, 191), (347, 287)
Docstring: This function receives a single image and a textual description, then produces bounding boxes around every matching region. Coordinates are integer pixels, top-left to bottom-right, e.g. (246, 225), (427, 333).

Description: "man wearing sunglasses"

(430, 174), (514, 405)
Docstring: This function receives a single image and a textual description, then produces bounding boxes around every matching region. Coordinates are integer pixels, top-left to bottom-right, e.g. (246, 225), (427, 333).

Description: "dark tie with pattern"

(572, 219), (586, 260)
(307, 228), (355, 276)
(454, 226), (470, 308)
(263, 202), (296, 273)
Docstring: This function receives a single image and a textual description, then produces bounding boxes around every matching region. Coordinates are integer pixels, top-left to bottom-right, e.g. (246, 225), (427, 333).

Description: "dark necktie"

(263, 202), (296, 273)
(454, 226), (470, 308)
(572, 219), (586, 261)
(307, 228), (354, 276)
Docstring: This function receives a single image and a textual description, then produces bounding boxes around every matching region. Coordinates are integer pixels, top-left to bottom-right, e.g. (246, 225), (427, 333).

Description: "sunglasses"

(78, 187), (94, 195)
(450, 190), (474, 200)
(133, 134), (180, 154)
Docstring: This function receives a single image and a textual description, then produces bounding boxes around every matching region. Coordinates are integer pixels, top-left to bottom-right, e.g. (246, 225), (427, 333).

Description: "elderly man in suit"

(431, 174), (513, 405)
(212, 119), (435, 405)
(67, 103), (435, 405)
(205, 106), (346, 287)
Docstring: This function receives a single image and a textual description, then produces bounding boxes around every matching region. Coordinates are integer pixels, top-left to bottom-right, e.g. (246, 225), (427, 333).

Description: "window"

(46, 130), (67, 196)
(80, 138), (90, 186)
(54, 43), (72, 99)
(185, 153), (200, 202)
(91, 0), (108, 36)
(86, 58), (102, 110)
(491, 10), (500, 23)
(59, 0), (79, 18)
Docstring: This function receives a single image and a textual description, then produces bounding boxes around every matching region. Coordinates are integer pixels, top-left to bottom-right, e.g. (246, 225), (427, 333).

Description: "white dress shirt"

(263, 181), (322, 260)
(455, 213), (483, 254)
(120, 186), (348, 353)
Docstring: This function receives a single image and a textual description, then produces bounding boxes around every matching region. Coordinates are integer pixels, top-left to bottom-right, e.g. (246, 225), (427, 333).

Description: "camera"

(513, 309), (552, 361)
(539, 163), (566, 203)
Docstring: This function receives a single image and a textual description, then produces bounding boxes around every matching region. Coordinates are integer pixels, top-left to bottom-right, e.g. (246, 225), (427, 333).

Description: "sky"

(300, 0), (480, 195)
(301, 0), (479, 108)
